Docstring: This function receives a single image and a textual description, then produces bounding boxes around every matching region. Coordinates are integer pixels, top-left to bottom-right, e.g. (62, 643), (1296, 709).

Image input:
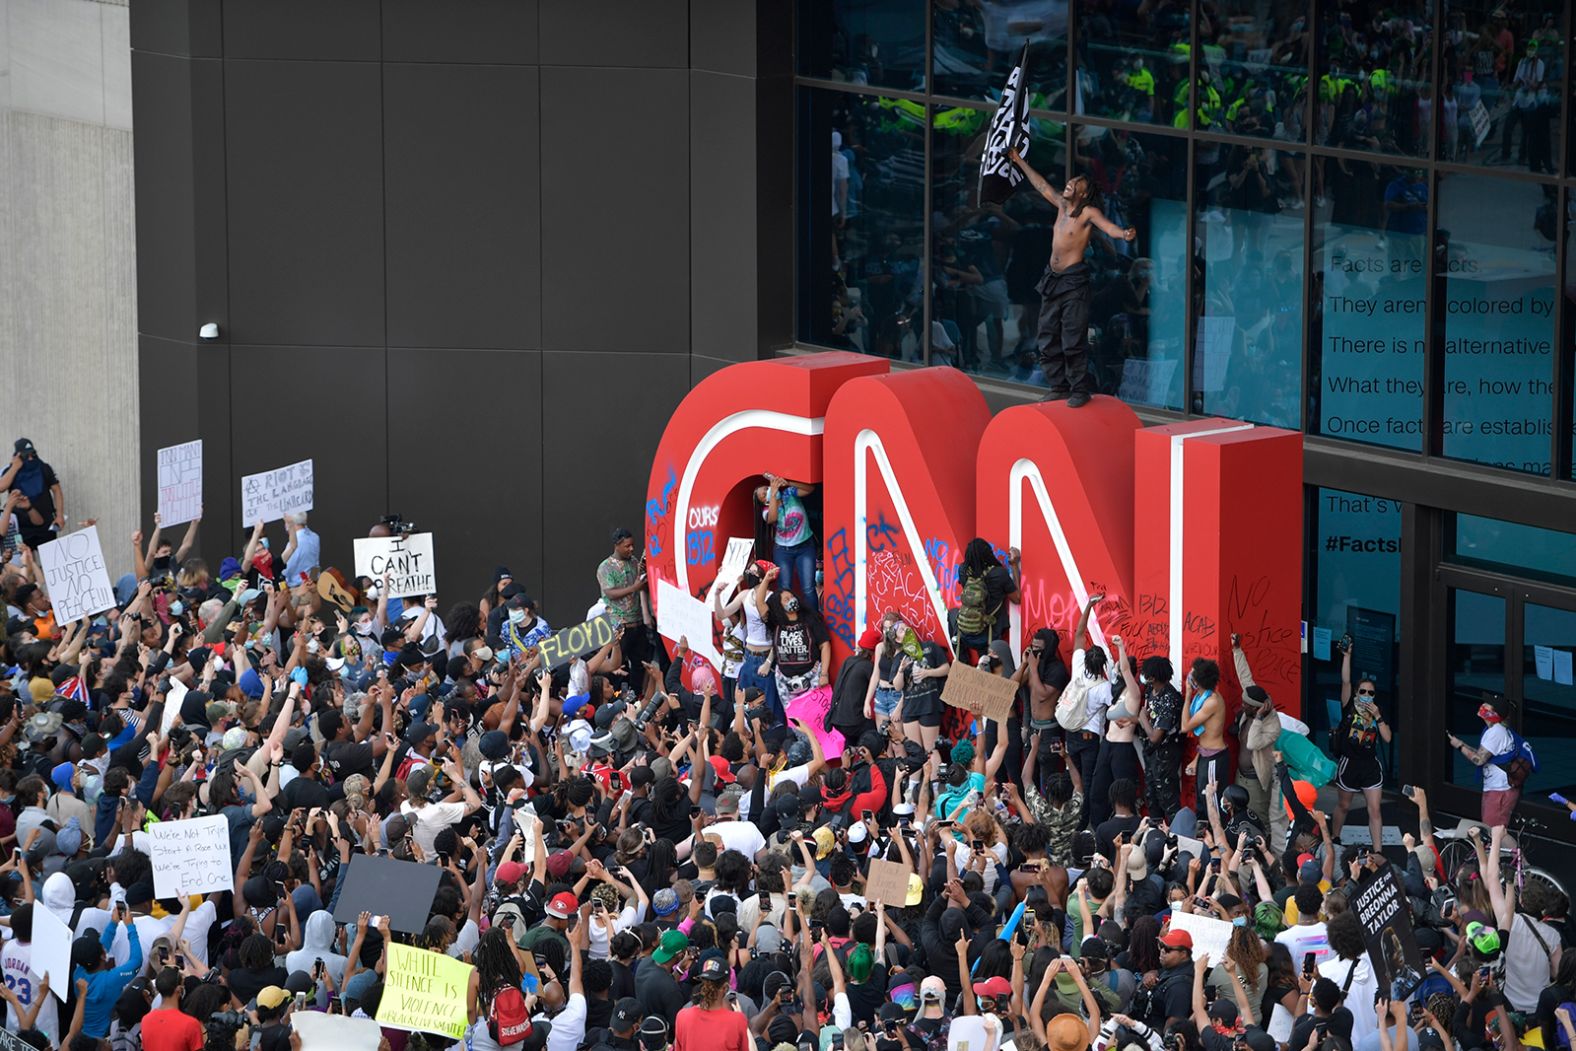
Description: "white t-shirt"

(1319, 955), (1377, 1042)
(403, 800), (469, 854)
(586, 905), (639, 961)
(1, 937), (58, 1042)
(1480, 724), (1513, 792)
(707, 819), (766, 859)
(1275, 922), (1331, 970)
(1505, 912), (1559, 1012)
(544, 992), (587, 1051)
(954, 841), (1011, 895)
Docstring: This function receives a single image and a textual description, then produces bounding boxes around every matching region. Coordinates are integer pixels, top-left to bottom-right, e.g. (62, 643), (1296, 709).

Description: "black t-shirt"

(902, 642), (950, 718)
(1095, 814), (1140, 863)
(9, 460), (57, 548)
(280, 774), (333, 811)
(982, 565), (1016, 627)
(323, 738), (376, 782)
(766, 596), (830, 677)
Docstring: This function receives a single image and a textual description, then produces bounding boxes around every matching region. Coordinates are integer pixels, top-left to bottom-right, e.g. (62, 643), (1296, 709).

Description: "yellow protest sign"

(375, 942), (474, 1040)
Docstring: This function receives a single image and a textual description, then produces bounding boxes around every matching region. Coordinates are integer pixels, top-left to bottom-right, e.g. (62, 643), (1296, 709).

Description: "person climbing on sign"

(1008, 149), (1136, 406)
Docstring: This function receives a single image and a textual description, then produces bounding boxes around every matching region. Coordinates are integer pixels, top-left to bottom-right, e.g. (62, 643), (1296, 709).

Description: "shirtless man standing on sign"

(1009, 148), (1135, 406)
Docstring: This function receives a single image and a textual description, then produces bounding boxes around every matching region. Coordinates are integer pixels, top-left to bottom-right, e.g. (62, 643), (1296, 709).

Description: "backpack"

(955, 572), (995, 639)
(1055, 671), (1094, 731)
(486, 984), (532, 1045)
(1489, 728), (1537, 788)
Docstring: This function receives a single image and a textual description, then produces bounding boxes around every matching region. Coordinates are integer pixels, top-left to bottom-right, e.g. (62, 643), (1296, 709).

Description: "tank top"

(742, 601), (771, 648)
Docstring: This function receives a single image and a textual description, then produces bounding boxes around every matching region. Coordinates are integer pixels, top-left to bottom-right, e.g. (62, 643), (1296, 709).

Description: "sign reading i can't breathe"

(353, 533), (436, 599)
(38, 526), (115, 623)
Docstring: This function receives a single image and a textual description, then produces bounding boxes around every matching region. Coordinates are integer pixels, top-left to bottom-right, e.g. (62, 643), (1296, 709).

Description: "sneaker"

(1066, 390), (1092, 408)
(1042, 388), (1072, 402)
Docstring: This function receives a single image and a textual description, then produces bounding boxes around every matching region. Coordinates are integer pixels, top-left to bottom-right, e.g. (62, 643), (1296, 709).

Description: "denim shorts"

(874, 685), (903, 717)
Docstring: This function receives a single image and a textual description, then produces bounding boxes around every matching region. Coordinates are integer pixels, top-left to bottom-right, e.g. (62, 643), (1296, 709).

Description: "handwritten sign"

(148, 814), (233, 897)
(240, 458), (313, 525)
(294, 1011), (383, 1050)
(156, 439), (203, 526)
(706, 537), (755, 608)
(1167, 908), (1234, 964)
(354, 532), (436, 599)
(783, 685), (845, 759)
(864, 858), (912, 905)
(38, 526), (115, 623)
(376, 942), (474, 1040)
(538, 615), (616, 670)
(32, 902), (72, 1002)
(941, 661), (1017, 723)
(657, 579), (720, 667)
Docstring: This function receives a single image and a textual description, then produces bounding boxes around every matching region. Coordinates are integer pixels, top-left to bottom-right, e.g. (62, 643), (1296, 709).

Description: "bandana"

(1477, 704), (1502, 723)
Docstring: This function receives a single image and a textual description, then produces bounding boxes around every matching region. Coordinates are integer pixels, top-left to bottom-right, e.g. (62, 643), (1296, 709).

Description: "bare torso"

(1049, 208), (1096, 272)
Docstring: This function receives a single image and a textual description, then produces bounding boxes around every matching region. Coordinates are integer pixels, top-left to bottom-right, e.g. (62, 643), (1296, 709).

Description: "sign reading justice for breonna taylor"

(978, 43), (1032, 205)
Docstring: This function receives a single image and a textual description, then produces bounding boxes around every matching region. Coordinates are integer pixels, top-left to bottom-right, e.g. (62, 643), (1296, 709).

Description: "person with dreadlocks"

(1007, 149), (1136, 406)
(673, 949), (749, 1051)
(465, 925), (538, 1051)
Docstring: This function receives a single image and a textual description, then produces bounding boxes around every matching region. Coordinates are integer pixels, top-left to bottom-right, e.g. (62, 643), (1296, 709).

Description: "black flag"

(978, 43), (1032, 205)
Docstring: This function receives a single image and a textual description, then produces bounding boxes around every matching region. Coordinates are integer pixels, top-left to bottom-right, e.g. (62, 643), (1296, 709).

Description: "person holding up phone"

(139, 965), (204, 1051)
(71, 900), (143, 1040)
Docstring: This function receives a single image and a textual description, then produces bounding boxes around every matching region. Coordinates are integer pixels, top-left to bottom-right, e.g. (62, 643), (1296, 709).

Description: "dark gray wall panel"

(139, 336), (236, 564)
(541, 67), (688, 353)
(539, 0), (687, 68)
(229, 346), (387, 571)
(384, 64), (540, 350)
(381, 0), (540, 64)
(690, 71), (759, 364)
(225, 60), (385, 347)
(130, 0), (222, 57)
(690, 0), (755, 77)
(222, 0), (380, 61)
(387, 349), (544, 604)
(539, 352), (690, 615)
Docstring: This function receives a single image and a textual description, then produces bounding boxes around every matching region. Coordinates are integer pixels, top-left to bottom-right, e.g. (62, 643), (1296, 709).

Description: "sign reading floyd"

(640, 353), (1302, 706)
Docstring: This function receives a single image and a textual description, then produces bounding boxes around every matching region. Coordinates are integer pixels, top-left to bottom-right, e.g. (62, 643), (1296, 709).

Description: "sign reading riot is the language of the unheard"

(148, 814), (233, 898)
(354, 532), (436, 599)
(978, 43), (1031, 205)
(155, 439), (203, 526)
(538, 615), (617, 670)
(1352, 866), (1426, 1001)
(38, 526), (115, 623)
(241, 458), (314, 524)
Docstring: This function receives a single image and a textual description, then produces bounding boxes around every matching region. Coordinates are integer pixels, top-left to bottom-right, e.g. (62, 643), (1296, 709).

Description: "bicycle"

(1434, 813), (1567, 905)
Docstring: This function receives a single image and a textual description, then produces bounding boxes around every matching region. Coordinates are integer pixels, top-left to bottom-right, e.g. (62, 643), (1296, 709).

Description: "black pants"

(1067, 730), (1101, 826)
(1088, 737), (1140, 827)
(1035, 263), (1092, 393)
(1194, 748), (1230, 818)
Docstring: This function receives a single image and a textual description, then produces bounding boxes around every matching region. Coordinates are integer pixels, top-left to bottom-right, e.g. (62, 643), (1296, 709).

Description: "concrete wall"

(0, 0), (139, 576)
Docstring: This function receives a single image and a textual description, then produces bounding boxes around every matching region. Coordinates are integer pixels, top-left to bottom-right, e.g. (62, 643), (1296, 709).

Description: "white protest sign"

(31, 902), (72, 1002)
(1168, 907), (1235, 964)
(160, 677), (189, 734)
(149, 814), (233, 897)
(353, 532), (437, 599)
(705, 537), (754, 608)
(155, 439), (203, 526)
(37, 526), (115, 624)
(241, 458), (313, 524)
(657, 578), (720, 667)
(293, 1011), (383, 1051)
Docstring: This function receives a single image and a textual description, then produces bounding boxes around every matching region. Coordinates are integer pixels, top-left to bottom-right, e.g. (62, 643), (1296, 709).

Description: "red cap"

(547, 851), (574, 880)
(546, 892), (579, 919)
(972, 976), (1012, 998)
(1159, 928), (1194, 950)
(708, 754), (736, 784)
(495, 861), (527, 886)
(858, 627), (883, 650)
(1296, 853), (1315, 869)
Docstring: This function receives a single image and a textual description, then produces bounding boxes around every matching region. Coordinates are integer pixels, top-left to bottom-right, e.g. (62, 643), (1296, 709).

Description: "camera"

(632, 691), (667, 731)
(380, 513), (417, 535)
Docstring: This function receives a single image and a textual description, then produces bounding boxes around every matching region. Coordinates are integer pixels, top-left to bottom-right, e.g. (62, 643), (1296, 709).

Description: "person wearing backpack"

(1449, 695), (1531, 830)
(950, 539), (1020, 664)
(465, 926), (543, 1051)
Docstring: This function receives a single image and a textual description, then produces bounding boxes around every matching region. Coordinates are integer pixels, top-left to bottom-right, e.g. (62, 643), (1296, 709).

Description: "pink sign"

(784, 685), (846, 759)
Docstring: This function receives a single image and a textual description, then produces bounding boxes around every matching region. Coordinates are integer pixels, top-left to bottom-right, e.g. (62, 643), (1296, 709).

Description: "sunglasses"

(1357, 688), (1376, 696)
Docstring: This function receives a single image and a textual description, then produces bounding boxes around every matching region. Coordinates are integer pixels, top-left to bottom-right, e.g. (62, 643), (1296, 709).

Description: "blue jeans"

(774, 538), (819, 612)
(738, 650), (782, 721)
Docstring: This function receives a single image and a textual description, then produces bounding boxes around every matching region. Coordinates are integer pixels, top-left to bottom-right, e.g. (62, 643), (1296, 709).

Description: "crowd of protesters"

(0, 445), (1561, 1051)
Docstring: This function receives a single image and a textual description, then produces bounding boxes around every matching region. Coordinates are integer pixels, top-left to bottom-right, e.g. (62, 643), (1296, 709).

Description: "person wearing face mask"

(503, 593), (552, 657)
(753, 565), (831, 708)
(133, 512), (201, 586)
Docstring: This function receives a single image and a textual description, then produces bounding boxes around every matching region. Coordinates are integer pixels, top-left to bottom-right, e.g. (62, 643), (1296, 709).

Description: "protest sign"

(865, 858), (912, 904)
(1168, 908), (1235, 964)
(784, 685), (845, 759)
(1352, 867), (1425, 1000)
(941, 662), (1017, 723)
(32, 902), (72, 1002)
(377, 942), (474, 1040)
(149, 814), (233, 897)
(38, 526), (115, 623)
(354, 532), (436, 599)
(1174, 834), (1206, 862)
(977, 43), (1031, 205)
(241, 458), (313, 524)
(656, 578), (720, 667)
(160, 677), (189, 734)
(0, 1030), (31, 1051)
(294, 1012), (383, 1051)
(156, 439), (203, 526)
(705, 537), (755, 607)
(948, 1015), (996, 1051)
(538, 615), (617, 670)
(333, 855), (442, 933)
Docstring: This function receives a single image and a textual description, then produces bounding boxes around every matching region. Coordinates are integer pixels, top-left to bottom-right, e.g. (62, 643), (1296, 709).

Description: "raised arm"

(1009, 149), (1065, 210)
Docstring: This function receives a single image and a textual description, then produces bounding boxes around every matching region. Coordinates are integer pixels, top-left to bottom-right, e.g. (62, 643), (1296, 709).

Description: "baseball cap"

(638, 1017), (669, 1051)
(652, 888), (681, 918)
(546, 892), (578, 920)
(708, 754), (736, 784)
(1208, 1000), (1240, 1026)
(495, 861), (528, 886)
(695, 951), (728, 982)
(972, 976), (1011, 999)
(1159, 928), (1193, 950)
(1299, 859), (1323, 884)
(919, 975), (946, 1002)
(611, 997), (642, 1032)
(652, 929), (690, 965)
(547, 851), (575, 880)
(905, 873), (924, 907)
(1466, 921), (1502, 957)
(256, 986), (290, 1010)
(1242, 1028), (1277, 1051)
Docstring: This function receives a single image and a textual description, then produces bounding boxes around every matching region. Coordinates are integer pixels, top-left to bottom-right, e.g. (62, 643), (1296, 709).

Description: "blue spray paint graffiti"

(865, 512), (900, 554)
(823, 527), (856, 646)
(685, 531), (716, 566)
(644, 465), (677, 558)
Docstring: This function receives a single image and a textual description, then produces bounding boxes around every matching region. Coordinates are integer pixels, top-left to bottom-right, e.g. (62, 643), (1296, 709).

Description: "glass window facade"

(795, 0), (1576, 479)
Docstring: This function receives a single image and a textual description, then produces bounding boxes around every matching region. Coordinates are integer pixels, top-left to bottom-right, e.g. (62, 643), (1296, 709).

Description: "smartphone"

(690, 805), (702, 818)
(328, 997), (343, 1015)
(1301, 952), (1316, 978)
(10, 848), (19, 862)
(1401, 784), (1415, 799)
(314, 957), (325, 979)
(294, 992), (307, 1011)
(175, 954), (186, 970)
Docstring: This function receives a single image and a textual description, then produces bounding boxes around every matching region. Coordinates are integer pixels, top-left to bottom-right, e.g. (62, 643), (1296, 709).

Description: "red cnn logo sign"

(644, 353), (1303, 699)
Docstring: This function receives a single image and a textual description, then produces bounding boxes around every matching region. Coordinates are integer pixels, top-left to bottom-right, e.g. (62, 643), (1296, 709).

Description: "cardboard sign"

(1168, 908), (1235, 964)
(38, 526), (115, 623)
(148, 814), (233, 898)
(1352, 867), (1426, 1001)
(783, 685), (845, 759)
(941, 661), (1017, 723)
(156, 439), (203, 527)
(537, 615), (617, 670)
(32, 902), (72, 1002)
(332, 855), (441, 933)
(376, 942), (474, 1039)
(353, 532), (436, 599)
(864, 858), (912, 904)
(656, 578), (720, 667)
(706, 537), (755, 608)
(241, 458), (314, 525)
(293, 1011), (383, 1050)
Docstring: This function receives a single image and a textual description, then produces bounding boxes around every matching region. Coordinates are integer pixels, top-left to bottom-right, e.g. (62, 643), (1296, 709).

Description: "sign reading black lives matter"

(978, 43), (1031, 205)
(538, 615), (617, 670)
(354, 533), (436, 599)
(1352, 866), (1426, 1001)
